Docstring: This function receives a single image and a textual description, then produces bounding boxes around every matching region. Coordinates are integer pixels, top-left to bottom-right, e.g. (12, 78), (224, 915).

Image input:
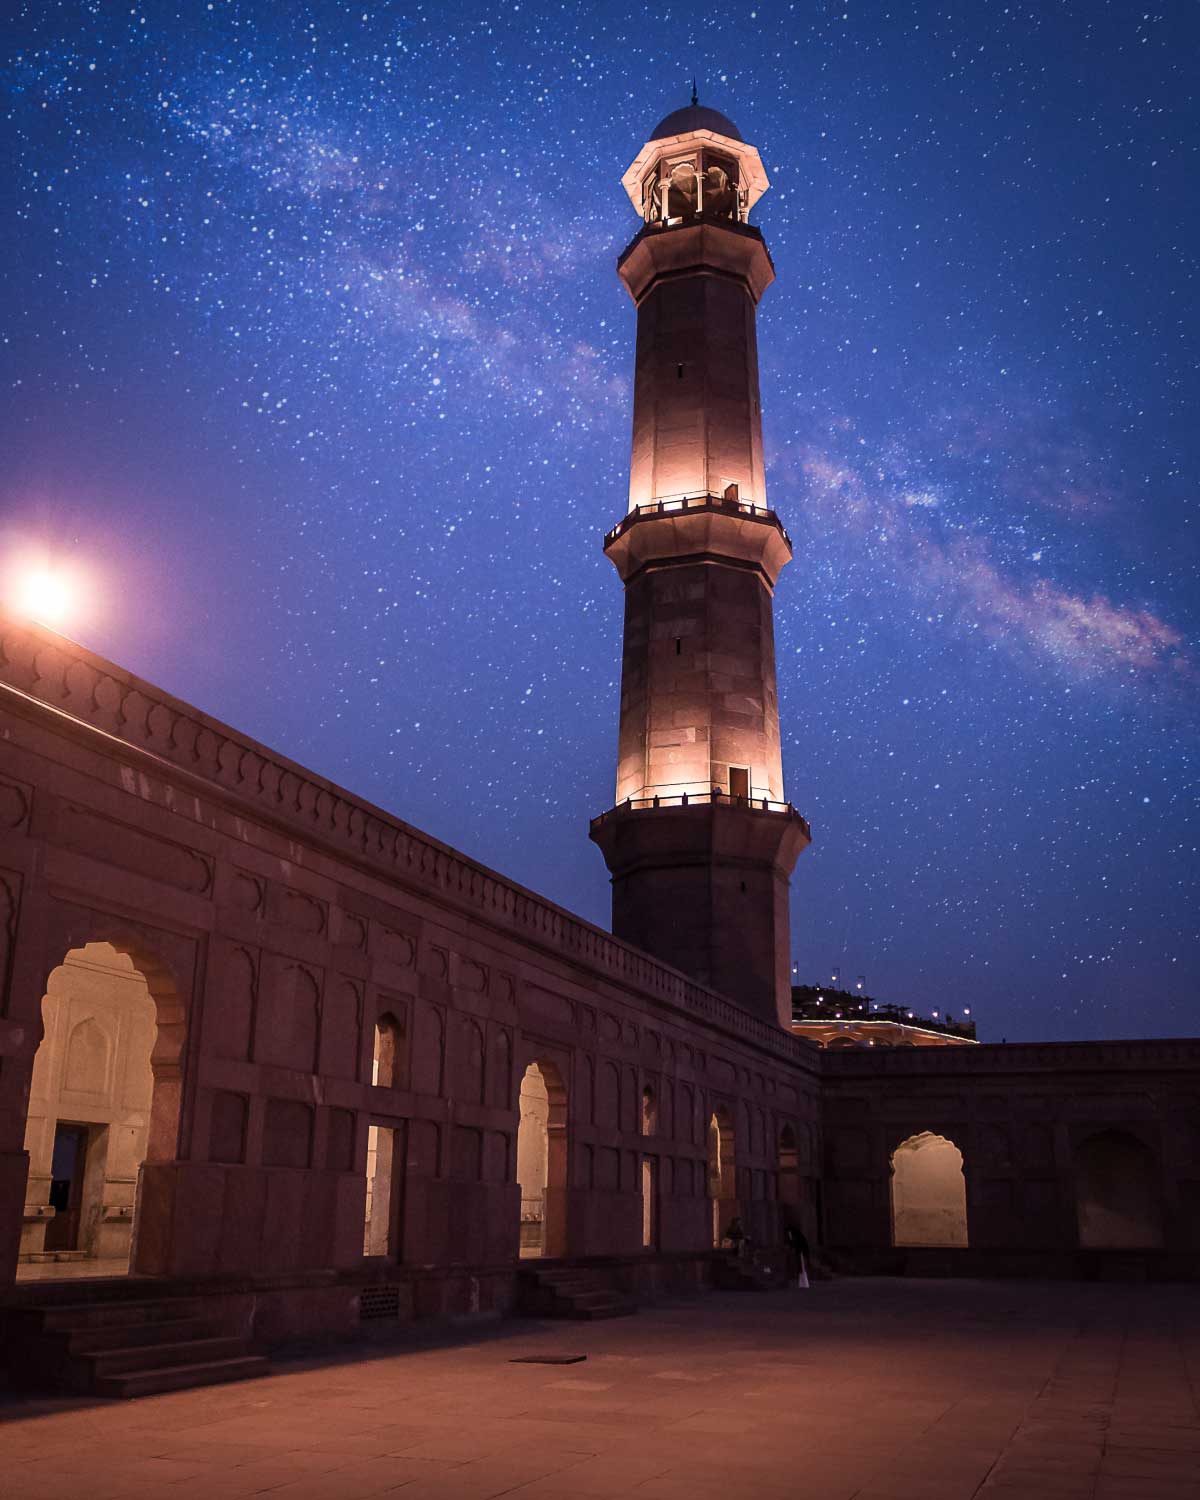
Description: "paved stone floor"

(2, 1278), (1199, 1500)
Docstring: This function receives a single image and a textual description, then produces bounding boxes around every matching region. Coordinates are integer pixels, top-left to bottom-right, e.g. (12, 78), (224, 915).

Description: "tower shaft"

(591, 107), (810, 1031)
(626, 225), (770, 512)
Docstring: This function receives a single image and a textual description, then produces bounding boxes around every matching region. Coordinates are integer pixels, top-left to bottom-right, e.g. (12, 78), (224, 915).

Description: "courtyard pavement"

(2, 1277), (1199, 1500)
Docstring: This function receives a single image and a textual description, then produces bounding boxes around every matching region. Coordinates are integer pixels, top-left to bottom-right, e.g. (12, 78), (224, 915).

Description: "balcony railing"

(591, 791), (811, 840)
(605, 491), (791, 549)
(640, 165), (749, 227)
(645, 201), (749, 228)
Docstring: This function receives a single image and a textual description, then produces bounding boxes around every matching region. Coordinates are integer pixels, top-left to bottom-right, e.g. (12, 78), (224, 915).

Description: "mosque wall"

(820, 1043), (1200, 1276)
(1, 612), (1197, 1362)
(0, 614), (822, 1342)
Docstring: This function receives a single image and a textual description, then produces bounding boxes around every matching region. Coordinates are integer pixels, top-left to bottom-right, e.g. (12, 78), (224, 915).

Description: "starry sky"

(3, 2), (1197, 1043)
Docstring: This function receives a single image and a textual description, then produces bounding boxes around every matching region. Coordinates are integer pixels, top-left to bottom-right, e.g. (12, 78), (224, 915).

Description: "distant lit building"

(791, 984), (977, 1049)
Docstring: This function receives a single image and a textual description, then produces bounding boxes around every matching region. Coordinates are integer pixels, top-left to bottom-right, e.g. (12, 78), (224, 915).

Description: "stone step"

(712, 1257), (780, 1291)
(55, 1316), (222, 1355)
(17, 1297), (207, 1333)
(571, 1301), (636, 1320)
(94, 1354), (270, 1400)
(81, 1336), (252, 1379)
(525, 1269), (610, 1287)
(516, 1264), (638, 1321)
(548, 1290), (637, 1319)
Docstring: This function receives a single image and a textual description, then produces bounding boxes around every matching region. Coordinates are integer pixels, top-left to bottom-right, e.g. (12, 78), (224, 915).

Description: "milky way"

(3, 2), (1196, 1040)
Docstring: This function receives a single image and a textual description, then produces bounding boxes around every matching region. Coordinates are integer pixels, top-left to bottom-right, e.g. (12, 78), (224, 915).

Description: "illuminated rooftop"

(791, 984), (977, 1048)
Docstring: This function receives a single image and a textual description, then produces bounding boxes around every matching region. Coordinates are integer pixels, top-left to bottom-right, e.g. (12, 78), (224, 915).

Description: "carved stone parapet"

(0, 610), (820, 1075)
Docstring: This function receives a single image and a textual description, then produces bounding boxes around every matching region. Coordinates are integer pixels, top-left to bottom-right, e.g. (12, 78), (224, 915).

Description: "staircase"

(517, 1264), (636, 1320)
(5, 1294), (269, 1398)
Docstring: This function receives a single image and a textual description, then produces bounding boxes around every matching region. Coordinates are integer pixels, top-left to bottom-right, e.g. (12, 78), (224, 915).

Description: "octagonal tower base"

(590, 796), (810, 1031)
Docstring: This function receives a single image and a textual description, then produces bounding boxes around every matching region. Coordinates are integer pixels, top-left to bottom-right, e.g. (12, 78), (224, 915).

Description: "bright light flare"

(2, 553), (87, 632)
(15, 569), (72, 625)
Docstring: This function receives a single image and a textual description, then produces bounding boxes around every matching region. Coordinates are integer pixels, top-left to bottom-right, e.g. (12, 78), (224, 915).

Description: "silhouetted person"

(784, 1221), (810, 1288)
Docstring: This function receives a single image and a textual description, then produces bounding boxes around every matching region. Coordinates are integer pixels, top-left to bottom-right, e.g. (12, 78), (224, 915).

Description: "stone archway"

(516, 1058), (568, 1259)
(1075, 1130), (1163, 1249)
(890, 1131), (968, 1248)
(707, 1105), (737, 1248)
(18, 936), (186, 1281)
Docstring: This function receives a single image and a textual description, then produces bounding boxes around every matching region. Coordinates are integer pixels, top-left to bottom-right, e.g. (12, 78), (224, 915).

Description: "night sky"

(3, 3), (1196, 1043)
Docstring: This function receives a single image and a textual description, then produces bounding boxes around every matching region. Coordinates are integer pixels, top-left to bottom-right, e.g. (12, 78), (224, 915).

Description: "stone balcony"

(590, 788), (811, 844)
(605, 491), (791, 547)
(602, 492), (793, 586)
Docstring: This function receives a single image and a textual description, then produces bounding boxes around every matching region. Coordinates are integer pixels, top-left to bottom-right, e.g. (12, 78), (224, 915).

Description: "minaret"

(590, 100), (811, 1031)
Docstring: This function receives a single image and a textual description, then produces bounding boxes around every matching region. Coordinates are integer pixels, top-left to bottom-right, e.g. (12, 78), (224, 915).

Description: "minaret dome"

(620, 102), (770, 225)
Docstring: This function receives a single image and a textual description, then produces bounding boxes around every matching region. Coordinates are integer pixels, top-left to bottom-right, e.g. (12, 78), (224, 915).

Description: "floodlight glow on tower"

(590, 97), (811, 1030)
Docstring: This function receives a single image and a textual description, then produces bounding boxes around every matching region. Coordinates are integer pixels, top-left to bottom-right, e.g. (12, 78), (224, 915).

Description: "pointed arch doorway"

(890, 1131), (968, 1248)
(516, 1059), (568, 1258)
(707, 1106), (737, 1248)
(17, 939), (184, 1282)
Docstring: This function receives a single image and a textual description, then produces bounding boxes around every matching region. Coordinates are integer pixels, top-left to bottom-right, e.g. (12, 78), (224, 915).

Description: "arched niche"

(890, 1131), (968, 1248)
(453, 1017), (485, 1106)
(778, 1123), (801, 1210)
(640, 1085), (659, 1250)
(516, 1058), (568, 1259)
(641, 1085), (658, 1137)
(1075, 1129), (1163, 1249)
(371, 1010), (406, 1089)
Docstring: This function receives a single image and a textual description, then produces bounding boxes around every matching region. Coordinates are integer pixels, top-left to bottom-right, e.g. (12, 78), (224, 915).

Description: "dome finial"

(691, 76), (698, 107)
